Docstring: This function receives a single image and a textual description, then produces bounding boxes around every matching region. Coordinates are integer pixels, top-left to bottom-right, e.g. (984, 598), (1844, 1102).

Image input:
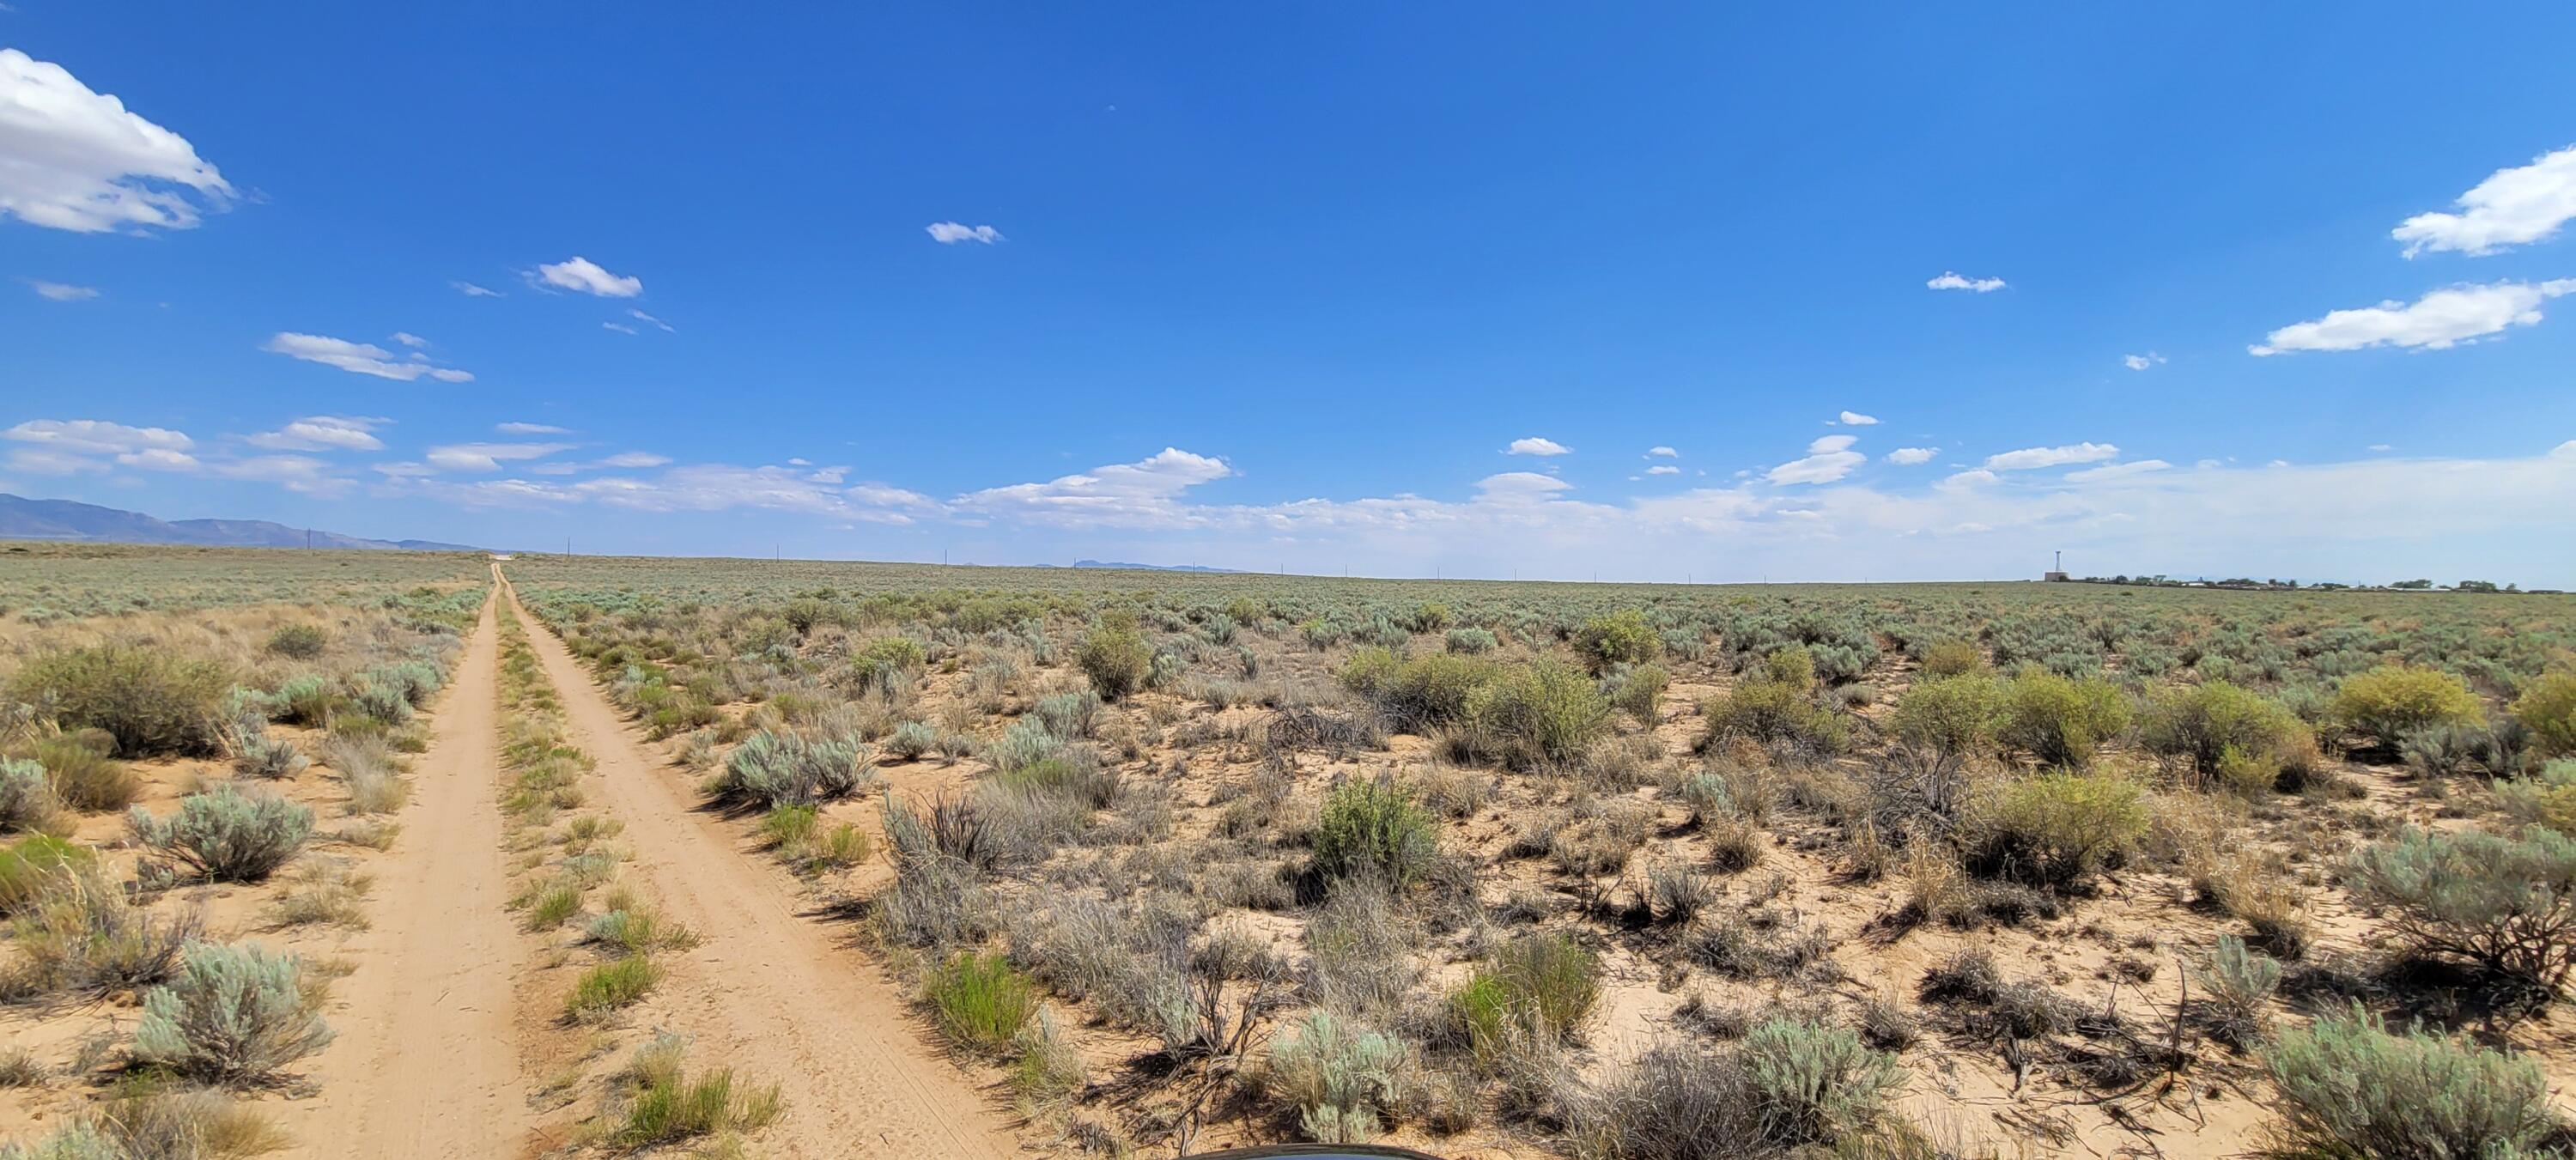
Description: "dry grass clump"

(2, 864), (201, 1002)
(595, 1033), (783, 1151)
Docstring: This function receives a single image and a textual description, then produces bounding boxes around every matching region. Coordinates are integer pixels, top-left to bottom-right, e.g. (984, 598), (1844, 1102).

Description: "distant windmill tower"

(2044, 550), (2070, 582)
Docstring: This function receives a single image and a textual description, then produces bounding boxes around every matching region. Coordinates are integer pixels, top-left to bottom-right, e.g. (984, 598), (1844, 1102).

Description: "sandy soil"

(285, 586), (532, 1157)
(498, 574), (1022, 1159)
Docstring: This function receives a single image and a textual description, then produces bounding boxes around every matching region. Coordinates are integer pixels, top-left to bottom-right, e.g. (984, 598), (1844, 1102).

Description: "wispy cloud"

(496, 422), (571, 435)
(927, 222), (1004, 245)
(424, 441), (574, 472)
(629, 308), (673, 332)
(453, 281), (503, 298)
(246, 415), (386, 452)
(263, 333), (474, 382)
(2251, 279), (2575, 355)
(1984, 442), (2118, 471)
(25, 279), (98, 301)
(1768, 434), (1865, 485)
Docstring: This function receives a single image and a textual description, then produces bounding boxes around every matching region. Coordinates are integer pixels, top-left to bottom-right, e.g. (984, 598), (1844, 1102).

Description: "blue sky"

(5, 4), (2574, 584)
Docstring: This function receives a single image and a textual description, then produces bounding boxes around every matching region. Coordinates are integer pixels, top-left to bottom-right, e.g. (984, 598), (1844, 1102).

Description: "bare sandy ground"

(288, 587), (532, 1157)
(499, 575), (1020, 1159)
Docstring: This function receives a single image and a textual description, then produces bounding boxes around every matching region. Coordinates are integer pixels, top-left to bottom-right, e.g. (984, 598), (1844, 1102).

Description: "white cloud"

(602, 321), (638, 335)
(246, 415), (385, 452)
(425, 441), (573, 472)
(5, 418), (191, 456)
(1940, 468), (2000, 489)
(1768, 437), (1866, 485)
(1506, 436), (1570, 457)
(26, 279), (97, 301)
(597, 451), (669, 469)
(1838, 410), (1880, 426)
(495, 422), (570, 434)
(2555, 440), (2576, 459)
(1645, 446), (1678, 458)
(0, 49), (233, 233)
(209, 453), (346, 495)
(264, 332), (474, 382)
(1477, 471), (1574, 498)
(2250, 279), (2576, 355)
(453, 281), (501, 298)
(534, 256), (642, 297)
(2394, 145), (2576, 258)
(1644, 465), (1681, 476)
(629, 308), (673, 332)
(1984, 442), (2118, 471)
(927, 222), (1004, 245)
(2123, 352), (2166, 371)
(957, 447), (1233, 528)
(1927, 270), (2007, 293)
(2368, 444), (2394, 452)
(2063, 459), (2172, 483)
(390, 331), (428, 348)
(1886, 447), (1939, 465)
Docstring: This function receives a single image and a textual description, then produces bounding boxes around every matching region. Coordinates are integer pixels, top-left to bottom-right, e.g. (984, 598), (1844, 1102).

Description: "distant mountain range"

(1067, 559), (1235, 574)
(0, 494), (483, 553)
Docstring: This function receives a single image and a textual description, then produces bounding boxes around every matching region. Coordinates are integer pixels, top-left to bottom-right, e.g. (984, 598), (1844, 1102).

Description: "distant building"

(2044, 570), (2070, 582)
(2044, 550), (2069, 581)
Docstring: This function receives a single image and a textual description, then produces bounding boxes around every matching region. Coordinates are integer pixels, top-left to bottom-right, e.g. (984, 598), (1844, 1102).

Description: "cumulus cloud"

(1646, 446), (1678, 458)
(1927, 270), (2006, 293)
(957, 447), (1233, 528)
(2123, 352), (2166, 371)
(927, 222), (1004, 244)
(1506, 437), (1570, 457)
(1886, 447), (1938, 465)
(2250, 279), (2575, 355)
(1984, 442), (2119, 471)
(1838, 411), (1880, 426)
(496, 422), (570, 434)
(264, 332), (474, 382)
(246, 415), (385, 452)
(0, 49), (233, 233)
(424, 441), (573, 472)
(2394, 145), (2576, 258)
(26, 279), (97, 301)
(534, 256), (642, 297)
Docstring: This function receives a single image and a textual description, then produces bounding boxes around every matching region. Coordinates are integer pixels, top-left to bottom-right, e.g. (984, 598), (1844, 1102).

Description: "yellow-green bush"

(1075, 623), (1151, 701)
(2332, 664), (2483, 749)
(8, 645), (234, 757)
(927, 951), (1036, 1054)
(1919, 641), (1986, 678)
(1999, 671), (2129, 768)
(1463, 659), (1613, 769)
(1703, 677), (1847, 755)
(1311, 780), (1438, 888)
(1574, 610), (1658, 673)
(1968, 771), (2146, 890)
(2514, 673), (2576, 758)
(2140, 681), (2311, 787)
(1451, 931), (1600, 1057)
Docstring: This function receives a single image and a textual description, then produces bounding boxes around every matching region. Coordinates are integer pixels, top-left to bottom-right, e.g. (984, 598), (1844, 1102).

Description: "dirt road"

(497, 576), (1018, 1159)
(293, 587), (532, 1158)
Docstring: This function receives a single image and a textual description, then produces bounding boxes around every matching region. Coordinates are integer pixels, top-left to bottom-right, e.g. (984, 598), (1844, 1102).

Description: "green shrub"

(1967, 771), (2146, 890)
(1465, 659), (1613, 769)
(2192, 933), (2281, 1047)
(7, 645), (233, 756)
(1920, 641), (1986, 677)
(886, 720), (940, 759)
(2334, 665), (2485, 750)
(262, 624), (327, 659)
(1075, 623), (1151, 701)
(1576, 610), (1659, 673)
(927, 951), (1036, 1054)
(1999, 671), (2129, 768)
(127, 786), (313, 882)
(1604, 663), (1669, 723)
(2497, 761), (2576, 835)
(132, 940), (334, 1085)
(0, 833), (91, 914)
(0, 759), (63, 835)
(565, 955), (663, 1019)
(1311, 780), (1437, 889)
(2514, 672), (2576, 758)
(1741, 1017), (1907, 1145)
(1267, 1010), (1406, 1145)
(605, 1034), (784, 1149)
(2344, 824), (2576, 993)
(2, 863), (197, 999)
(2140, 681), (2310, 785)
(1764, 646), (1817, 691)
(1702, 677), (1847, 755)
(1443, 627), (1498, 654)
(852, 636), (927, 693)
(2265, 1005), (2559, 1160)
(708, 730), (878, 810)
(1451, 931), (1601, 1054)
(271, 675), (337, 727)
(1339, 647), (1497, 732)
(1892, 674), (2002, 762)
